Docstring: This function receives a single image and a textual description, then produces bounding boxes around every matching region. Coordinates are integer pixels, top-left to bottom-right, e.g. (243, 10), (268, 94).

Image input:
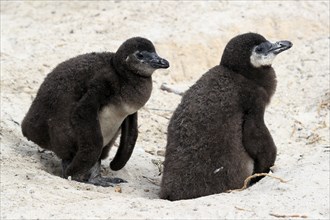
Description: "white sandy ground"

(0, 1), (329, 219)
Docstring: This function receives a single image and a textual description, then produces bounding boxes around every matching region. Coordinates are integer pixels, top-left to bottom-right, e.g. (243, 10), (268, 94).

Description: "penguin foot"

(87, 175), (127, 187)
(61, 159), (127, 187)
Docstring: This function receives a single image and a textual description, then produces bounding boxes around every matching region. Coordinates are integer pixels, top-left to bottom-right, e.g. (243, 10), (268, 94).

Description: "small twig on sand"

(234, 206), (254, 212)
(269, 213), (308, 218)
(9, 118), (20, 126)
(306, 133), (322, 145)
(160, 83), (185, 96)
(142, 176), (160, 186)
(146, 107), (174, 112)
(312, 121), (327, 133)
(290, 124), (297, 138)
(226, 173), (288, 193)
(317, 98), (330, 116)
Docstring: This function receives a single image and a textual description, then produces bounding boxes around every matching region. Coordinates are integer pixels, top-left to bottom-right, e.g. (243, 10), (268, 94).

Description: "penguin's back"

(161, 65), (255, 200)
(168, 65), (245, 147)
(21, 52), (116, 148)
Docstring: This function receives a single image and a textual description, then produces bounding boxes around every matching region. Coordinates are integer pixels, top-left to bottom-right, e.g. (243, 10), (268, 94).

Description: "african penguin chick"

(21, 37), (169, 187)
(160, 33), (292, 201)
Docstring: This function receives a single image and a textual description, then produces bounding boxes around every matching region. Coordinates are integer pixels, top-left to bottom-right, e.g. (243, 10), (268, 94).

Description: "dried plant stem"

(226, 173), (288, 193)
(142, 176), (160, 186)
(160, 83), (185, 96)
(269, 213), (308, 218)
(234, 206), (254, 212)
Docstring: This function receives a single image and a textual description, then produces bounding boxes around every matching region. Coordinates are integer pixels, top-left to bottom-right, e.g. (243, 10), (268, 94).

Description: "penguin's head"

(250, 38), (292, 68)
(114, 37), (169, 77)
(220, 33), (292, 71)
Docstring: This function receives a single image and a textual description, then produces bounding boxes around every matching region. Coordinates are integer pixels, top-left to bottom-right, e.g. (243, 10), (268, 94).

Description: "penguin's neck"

(241, 67), (277, 99)
(111, 58), (153, 106)
(120, 70), (153, 108)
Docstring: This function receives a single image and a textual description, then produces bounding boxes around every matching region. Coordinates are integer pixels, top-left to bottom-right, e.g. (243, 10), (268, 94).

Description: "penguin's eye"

(255, 46), (263, 53)
(136, 52), (144, 60)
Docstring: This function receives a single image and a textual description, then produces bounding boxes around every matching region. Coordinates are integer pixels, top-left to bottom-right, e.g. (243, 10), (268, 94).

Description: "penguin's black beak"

(268, 40), (293, 55)
(255, 40), (293, 55)
(136, 51), (170, 69)
(148, 52), (170, 69)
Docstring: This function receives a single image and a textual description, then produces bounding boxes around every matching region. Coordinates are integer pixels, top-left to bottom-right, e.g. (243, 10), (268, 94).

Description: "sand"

(1, 1), (329, 219)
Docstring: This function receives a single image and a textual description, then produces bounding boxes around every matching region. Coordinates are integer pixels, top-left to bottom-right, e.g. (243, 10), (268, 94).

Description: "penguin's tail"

(110, 112), (138, 171)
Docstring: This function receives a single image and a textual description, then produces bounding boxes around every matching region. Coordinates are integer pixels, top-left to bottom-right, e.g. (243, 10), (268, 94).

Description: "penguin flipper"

(67, 88), (104, 177)
(242, 107), (277, 175)
(110, 112), (138, 171)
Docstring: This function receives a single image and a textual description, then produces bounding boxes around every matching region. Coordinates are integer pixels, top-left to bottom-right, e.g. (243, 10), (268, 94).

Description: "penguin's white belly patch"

(245, 156), (254, 175)
(98, 104), (137, 147)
